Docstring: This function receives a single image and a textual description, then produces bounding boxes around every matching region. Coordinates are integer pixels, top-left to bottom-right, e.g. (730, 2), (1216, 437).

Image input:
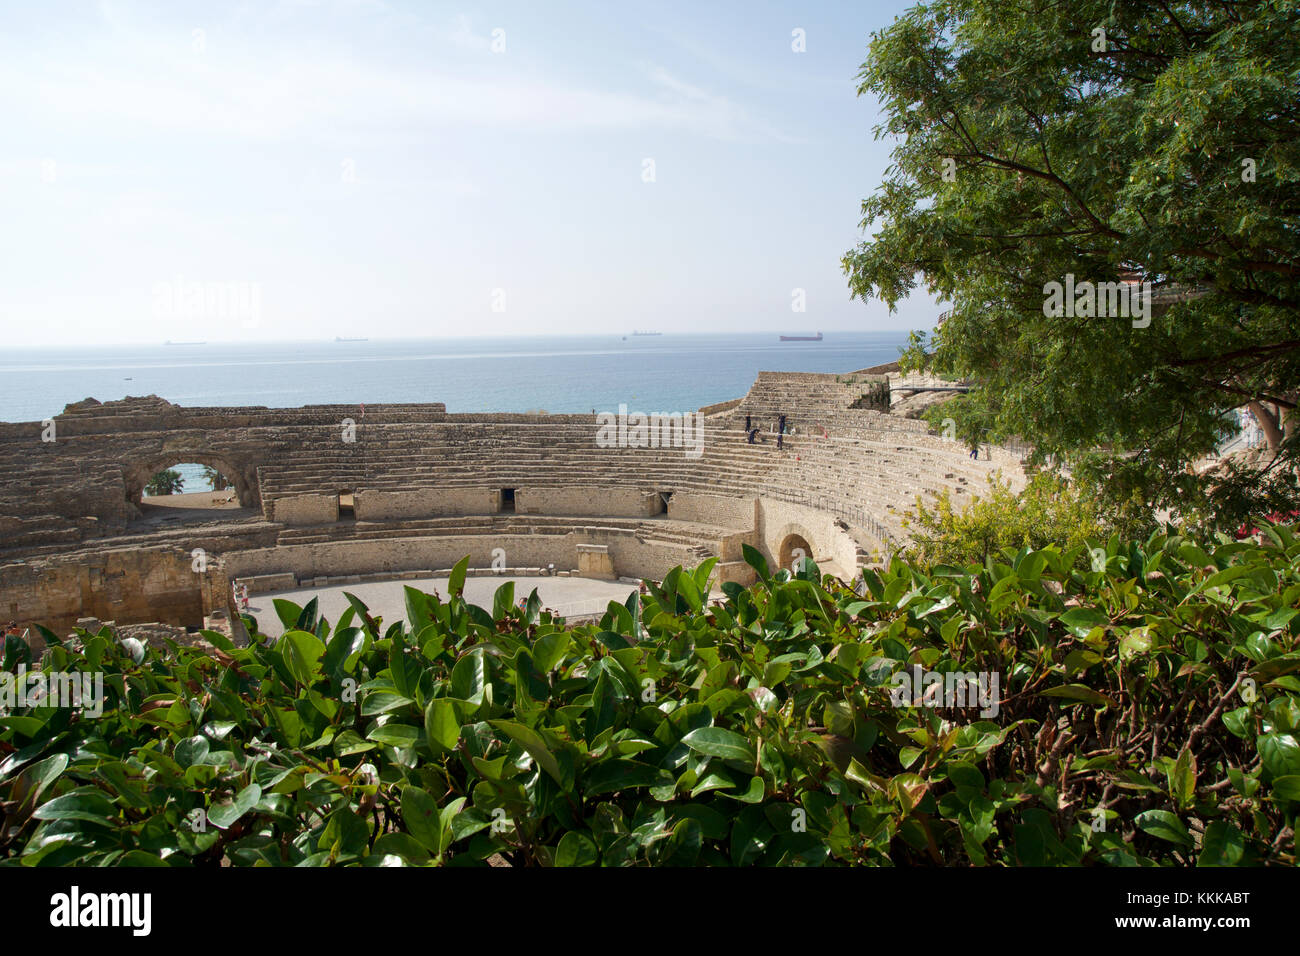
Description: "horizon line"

(4, 327), (928, 350)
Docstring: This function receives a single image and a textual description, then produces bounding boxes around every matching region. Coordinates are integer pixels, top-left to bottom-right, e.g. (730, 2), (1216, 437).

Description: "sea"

(1, 331), (909, 494)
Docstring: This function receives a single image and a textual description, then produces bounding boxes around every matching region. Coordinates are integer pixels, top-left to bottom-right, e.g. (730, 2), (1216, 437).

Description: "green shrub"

(2, 535), (1297, 867)
(903, 473), (1144, 568)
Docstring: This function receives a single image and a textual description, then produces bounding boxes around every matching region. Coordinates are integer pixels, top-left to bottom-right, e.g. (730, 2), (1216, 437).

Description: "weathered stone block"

(576, 544), (615, 580)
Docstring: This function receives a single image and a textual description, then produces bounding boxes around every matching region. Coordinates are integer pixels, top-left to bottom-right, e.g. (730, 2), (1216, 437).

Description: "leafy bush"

(903, 473), (1150, 569)
(2, 534), (1298, 867)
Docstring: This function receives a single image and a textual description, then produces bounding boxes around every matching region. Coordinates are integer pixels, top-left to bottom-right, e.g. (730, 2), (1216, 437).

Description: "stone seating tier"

(0, 383), (1024, 560)
(244, 424), (1012, 549)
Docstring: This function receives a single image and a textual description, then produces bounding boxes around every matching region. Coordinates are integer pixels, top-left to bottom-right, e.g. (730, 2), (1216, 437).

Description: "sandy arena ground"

(133, 490), (257, 528)
(142, 489), (241, 508)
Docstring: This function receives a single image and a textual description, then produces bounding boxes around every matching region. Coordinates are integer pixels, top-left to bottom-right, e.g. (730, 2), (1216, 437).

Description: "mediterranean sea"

(0, 331), (911, 492)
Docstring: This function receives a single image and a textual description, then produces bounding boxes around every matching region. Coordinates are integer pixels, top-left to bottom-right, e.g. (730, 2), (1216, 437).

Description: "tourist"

(747, 427), (757, 444)
(1245, 408), (1262, 447)
(745, 414), (751, 432)
(969, 442), (978, 460)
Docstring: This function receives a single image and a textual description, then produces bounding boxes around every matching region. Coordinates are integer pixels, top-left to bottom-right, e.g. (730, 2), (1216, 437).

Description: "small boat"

(780, 332), (823, 341)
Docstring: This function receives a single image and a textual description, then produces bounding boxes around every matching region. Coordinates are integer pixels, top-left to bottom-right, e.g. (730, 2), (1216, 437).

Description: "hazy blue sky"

(1, 0), (942, 346)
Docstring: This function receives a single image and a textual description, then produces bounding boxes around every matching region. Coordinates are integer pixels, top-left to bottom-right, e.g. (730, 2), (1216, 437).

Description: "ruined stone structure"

(0, 372), (1024, 637)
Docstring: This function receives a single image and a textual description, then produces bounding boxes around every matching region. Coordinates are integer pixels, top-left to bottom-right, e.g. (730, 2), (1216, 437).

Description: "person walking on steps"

(969, 441), (979, 460)
(777, 414), (787, 450)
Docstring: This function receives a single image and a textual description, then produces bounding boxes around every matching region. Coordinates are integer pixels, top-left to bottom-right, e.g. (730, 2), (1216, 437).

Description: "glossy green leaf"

(207, 784), (262, 830)
(680, 727), (756, 763)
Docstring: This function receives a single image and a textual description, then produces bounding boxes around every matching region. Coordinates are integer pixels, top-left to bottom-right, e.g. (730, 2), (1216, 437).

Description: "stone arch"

(124, 451), (258, 510)
(775, 524), (817, 575)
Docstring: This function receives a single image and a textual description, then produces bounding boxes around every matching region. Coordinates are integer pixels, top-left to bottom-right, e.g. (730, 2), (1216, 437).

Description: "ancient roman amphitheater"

(0, 368), (1023, 641)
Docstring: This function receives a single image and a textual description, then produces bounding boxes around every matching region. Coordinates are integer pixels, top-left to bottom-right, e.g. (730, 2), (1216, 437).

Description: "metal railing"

(995, 437), (1035, 459)
(764, 489), (899, 551)
(891, 373), (971, 391)
(544, 594), (637, 620)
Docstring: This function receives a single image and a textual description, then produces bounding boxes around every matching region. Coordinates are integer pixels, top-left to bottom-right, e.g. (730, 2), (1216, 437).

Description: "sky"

(0, 0), (942, 346)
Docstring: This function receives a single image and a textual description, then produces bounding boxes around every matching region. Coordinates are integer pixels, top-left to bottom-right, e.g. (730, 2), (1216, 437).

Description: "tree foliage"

(202, 466), (231, 493)
(3, 538), (1298, 867)
(144, 469), (184, 497)
(903, 472), (1139, 567)
(843, 0), (1300, 531)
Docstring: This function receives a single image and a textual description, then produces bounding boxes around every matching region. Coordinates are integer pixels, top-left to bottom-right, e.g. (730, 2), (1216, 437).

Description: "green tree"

(843, 0), (1300, 531)
(903, 472), (1147, 567)
(202, 465), (231, 492)
(144, 469), (184, 497)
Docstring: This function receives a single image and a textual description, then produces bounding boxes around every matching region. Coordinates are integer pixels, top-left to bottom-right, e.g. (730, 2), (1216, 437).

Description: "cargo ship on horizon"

(780, 331), (823, 341)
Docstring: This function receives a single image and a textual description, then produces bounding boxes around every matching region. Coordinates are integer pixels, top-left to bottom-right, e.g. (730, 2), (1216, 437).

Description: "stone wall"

(668, 493), (756, 529)
(224, 536), (568, 581)
(756, 497), (860, 579)
(354, 488), (499, 520)
(0, 396), (450, 541)
(516, 486), (659, 517)
(222, 529), (704, 587)
(0, 545), (231, 638)
(270, 493), (339, 525)
(698, 398), (743, 417)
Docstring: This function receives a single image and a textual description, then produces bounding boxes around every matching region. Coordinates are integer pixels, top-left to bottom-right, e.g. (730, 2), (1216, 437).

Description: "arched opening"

(125, 454), (257, 526)
(778, 533), (814, 575)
